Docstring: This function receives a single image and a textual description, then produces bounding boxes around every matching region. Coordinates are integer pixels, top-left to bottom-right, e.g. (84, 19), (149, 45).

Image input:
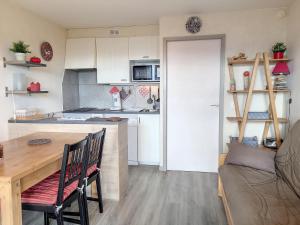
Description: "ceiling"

(10, 0), (293, 28)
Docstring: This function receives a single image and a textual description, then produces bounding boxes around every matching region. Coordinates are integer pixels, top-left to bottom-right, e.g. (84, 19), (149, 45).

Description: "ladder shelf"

(227, 52), (290, 148)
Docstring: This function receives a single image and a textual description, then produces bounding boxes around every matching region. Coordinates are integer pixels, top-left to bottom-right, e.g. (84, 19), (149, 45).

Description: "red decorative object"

(273, 52), (284, 59)
(243, 71), (250, 77)
(40, 42), (53, 61)
(272, 62), (290, 76)
(109, 86), (120, 94)
(30, 57), (41, 64)
(29, 82), (41, 92)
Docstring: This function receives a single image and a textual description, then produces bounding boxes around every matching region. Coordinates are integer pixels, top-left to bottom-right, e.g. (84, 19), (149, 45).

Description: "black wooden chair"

(21, 138), (90, 225)
(85, 128), (106, 215)
(60, 129), (106, 225)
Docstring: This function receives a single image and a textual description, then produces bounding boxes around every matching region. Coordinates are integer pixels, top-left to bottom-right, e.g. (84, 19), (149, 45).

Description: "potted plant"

(9, 41), (31, 61)
(272, 42), (287, 59)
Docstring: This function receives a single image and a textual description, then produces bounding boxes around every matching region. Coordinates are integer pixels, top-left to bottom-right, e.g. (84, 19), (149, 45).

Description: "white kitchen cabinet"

(103, 114), (138, 165)
(65, 38), (96, 69)
(96, 38), (130, 84)
(129, 36), (159, 60)
(138, 114), (160, 165)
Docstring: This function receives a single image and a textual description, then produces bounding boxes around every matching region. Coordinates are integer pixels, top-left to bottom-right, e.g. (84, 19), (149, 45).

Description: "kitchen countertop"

(8, 117), (128, 124)
(63, 109), (160, 115)
(8, 109), (159, 124)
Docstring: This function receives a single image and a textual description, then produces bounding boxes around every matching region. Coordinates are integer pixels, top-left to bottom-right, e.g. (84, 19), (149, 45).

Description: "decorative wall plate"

(186, 16), (202, 34)
(28, 138), (52, 145)
(40, 42), (53, 61)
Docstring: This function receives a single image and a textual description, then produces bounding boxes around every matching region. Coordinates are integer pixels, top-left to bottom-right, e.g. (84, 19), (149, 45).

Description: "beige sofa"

(219, 120), (300, 225)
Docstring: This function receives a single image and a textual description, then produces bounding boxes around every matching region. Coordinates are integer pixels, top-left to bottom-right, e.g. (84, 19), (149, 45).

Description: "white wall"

(0, 2), (66, 141)
(287, 0), (300, 124)
(160, 8), (288, 166)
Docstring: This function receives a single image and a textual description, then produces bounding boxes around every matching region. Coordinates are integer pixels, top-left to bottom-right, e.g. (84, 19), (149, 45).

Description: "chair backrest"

(87, 128), (106, 169)
(56, 137), (89, 206)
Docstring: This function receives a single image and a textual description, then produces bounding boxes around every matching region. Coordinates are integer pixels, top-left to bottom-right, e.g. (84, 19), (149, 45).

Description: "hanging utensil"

(147, 86), (153, 104)
(152, 95), (156, 102)
(157, 87), (160, 102)
(120, 87), (128, 100)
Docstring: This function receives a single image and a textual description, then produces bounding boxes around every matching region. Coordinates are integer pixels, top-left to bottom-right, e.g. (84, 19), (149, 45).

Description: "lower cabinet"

(104, 113), (160, 166)
(128, 117), (138, 165)
(138, 114), (160, 165)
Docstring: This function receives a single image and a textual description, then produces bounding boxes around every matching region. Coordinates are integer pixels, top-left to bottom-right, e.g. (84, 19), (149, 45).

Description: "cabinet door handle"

(138, 117), (140, 124)
(121, 79), (127, 82)
(142, 56), (149, 59)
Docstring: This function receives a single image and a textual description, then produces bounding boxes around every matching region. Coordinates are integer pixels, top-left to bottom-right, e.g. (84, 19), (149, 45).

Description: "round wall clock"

(40, 42), (53, 61)
(186, 16), (202, 34)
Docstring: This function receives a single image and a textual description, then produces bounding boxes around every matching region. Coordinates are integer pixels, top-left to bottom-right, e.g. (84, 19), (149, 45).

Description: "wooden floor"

(23, 166), (227, 225)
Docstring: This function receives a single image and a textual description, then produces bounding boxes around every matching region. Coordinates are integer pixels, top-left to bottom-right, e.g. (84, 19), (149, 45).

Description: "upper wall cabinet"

(96, 38), (130, 84)
(65, 38), (96, 69)
(129, 36), (159, 60)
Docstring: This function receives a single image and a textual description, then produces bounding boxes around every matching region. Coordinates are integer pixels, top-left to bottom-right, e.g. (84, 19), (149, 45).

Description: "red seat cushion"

(87, 164), (97, 177)
(21, 172), (78, 205)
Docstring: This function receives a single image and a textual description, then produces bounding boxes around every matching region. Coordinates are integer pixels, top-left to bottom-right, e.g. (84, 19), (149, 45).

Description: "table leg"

(0, 180), (22, 225)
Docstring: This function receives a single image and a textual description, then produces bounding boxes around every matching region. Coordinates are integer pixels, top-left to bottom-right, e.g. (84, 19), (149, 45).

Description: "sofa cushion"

(219, 164), (300, 225)
(276, 120), (300, 197)
(225, 143), (276, 173)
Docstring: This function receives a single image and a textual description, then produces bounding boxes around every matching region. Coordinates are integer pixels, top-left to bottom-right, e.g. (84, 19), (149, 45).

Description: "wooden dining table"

(0, 132), (88, 225)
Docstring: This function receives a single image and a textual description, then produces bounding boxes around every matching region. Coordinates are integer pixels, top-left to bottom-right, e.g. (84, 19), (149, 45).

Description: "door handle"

(210, 104), (220, 107)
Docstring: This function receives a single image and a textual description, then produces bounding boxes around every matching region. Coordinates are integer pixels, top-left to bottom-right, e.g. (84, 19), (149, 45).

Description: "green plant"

(272, 42), (287, 53)
(9, 41), (31, 53)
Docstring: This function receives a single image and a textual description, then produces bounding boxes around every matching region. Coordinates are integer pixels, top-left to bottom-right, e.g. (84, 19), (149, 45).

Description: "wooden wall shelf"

(227, 117), (288, 123)
(5, 87), (48, 97)
(228, 58), (290, 65)
(3, 57), (46, 68)
(227, 89), (290, 94)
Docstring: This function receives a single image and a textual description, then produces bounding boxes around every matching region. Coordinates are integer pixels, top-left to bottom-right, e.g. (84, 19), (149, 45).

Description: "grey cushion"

(219, 165), (300, 225)
(276, 120), (300, 196)
(225, 143), (276, 173)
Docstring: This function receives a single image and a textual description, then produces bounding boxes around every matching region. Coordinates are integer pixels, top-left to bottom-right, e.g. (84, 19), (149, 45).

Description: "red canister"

(30, 82), (41, 92)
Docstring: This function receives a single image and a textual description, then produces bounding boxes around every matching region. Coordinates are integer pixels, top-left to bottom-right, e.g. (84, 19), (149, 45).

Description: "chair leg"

(78, 193), (87, 225)
(56, 212), (64, 225)
(44, 212), (49, 225)
(96, 173), (104, 213)
(83, 189), (90, 225)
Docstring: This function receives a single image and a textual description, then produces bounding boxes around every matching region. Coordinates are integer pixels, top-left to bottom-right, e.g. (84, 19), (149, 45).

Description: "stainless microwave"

(130, 61), (160, 82)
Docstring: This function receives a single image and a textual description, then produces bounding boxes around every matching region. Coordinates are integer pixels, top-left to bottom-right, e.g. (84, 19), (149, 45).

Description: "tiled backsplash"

(62, 70), (80, 110)
(63, 70), (159, 110)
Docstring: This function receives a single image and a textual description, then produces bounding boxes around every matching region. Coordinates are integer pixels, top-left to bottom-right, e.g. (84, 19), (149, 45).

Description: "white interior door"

(167, 39), (221, 172)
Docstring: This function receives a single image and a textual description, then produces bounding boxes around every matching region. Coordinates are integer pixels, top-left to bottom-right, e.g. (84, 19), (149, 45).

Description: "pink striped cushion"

(21, 172), (78, 205)
(87, 164), (97, 177)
